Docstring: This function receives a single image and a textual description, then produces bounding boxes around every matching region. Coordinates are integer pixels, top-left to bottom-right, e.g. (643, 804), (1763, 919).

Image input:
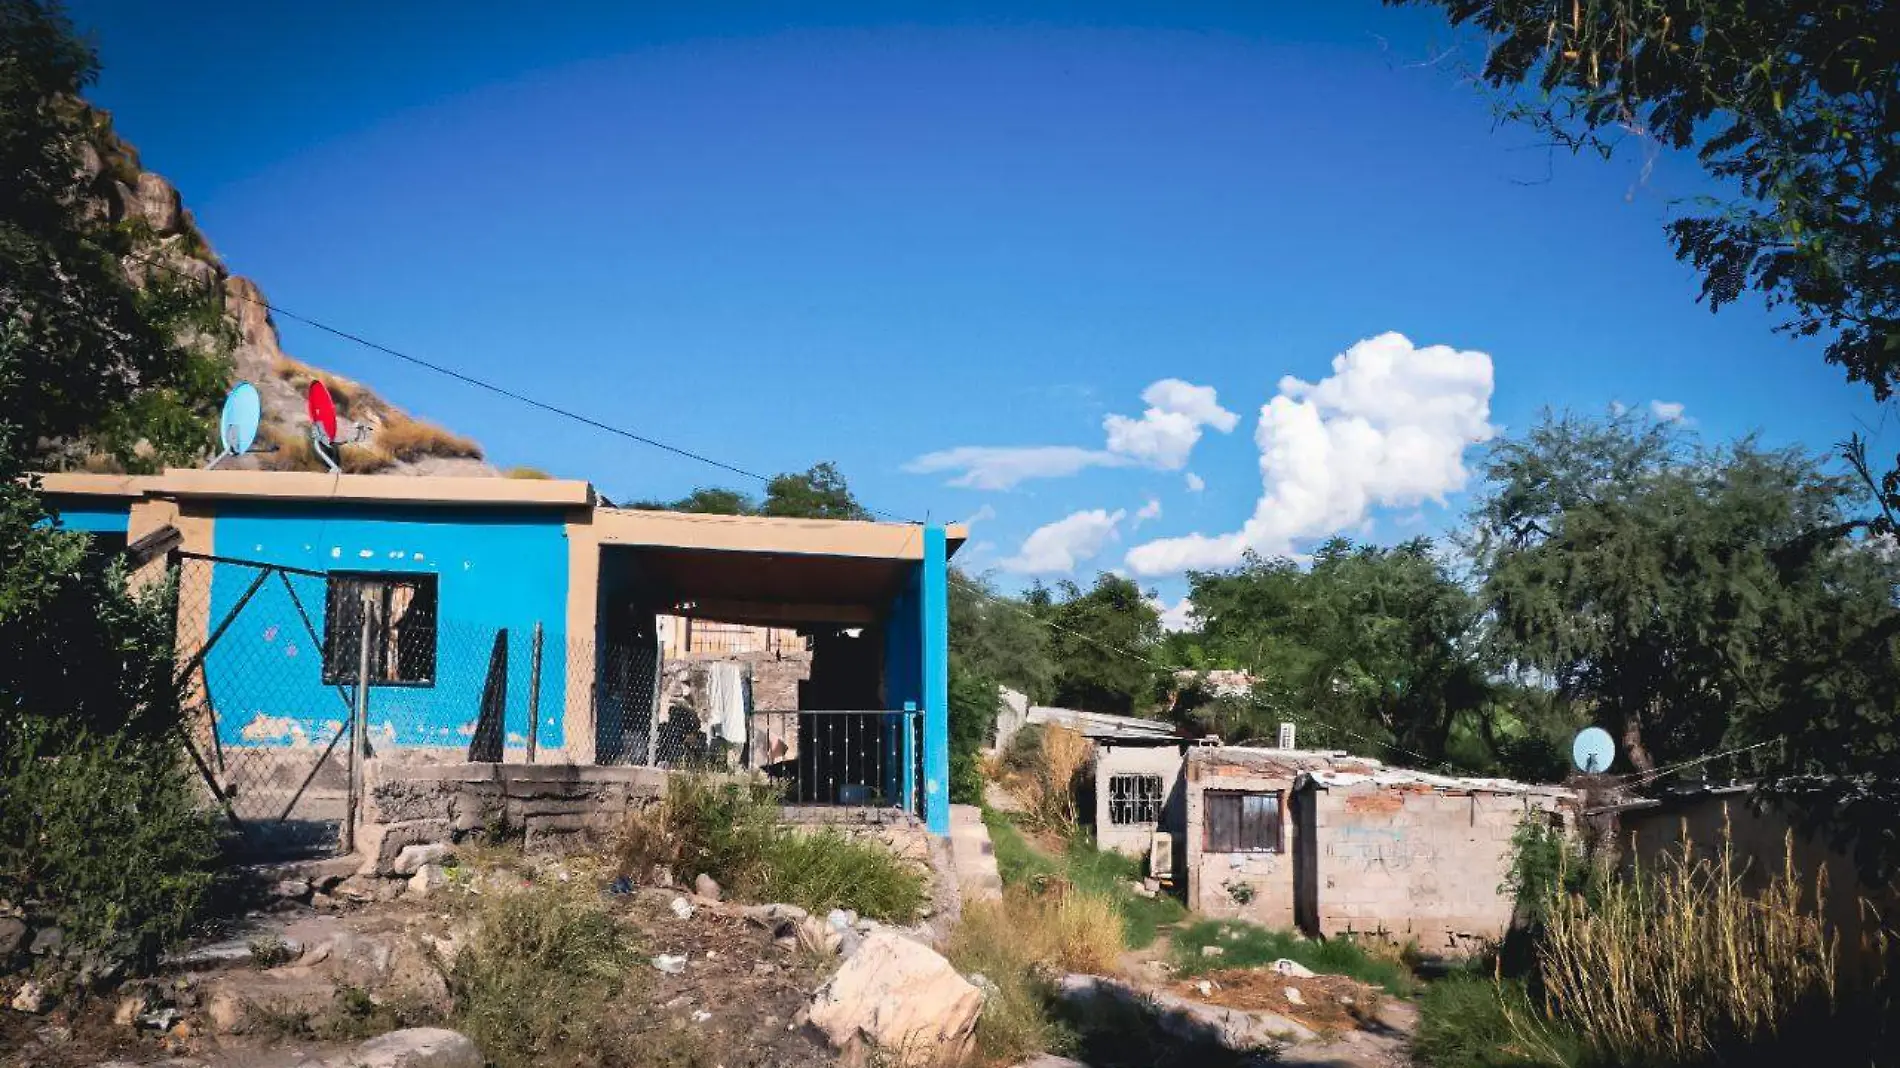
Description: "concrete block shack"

(1185, 746), (1575, 956)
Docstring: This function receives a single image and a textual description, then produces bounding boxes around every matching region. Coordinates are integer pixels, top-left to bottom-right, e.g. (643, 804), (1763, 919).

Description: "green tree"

(1470, 409), (1899, 775)
(1391, 0), (1900, 402)
(631, 487), (757, 515)
(1043, 574), (1163, 717)
(762, 462), (871, 520)
(947, 567), (1055, 702)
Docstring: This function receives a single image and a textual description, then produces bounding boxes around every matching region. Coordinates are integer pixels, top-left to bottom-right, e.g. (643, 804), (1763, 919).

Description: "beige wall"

(1185, 763), (1303, 927)
(1093, 743), (1189, 858)
(1311, 785), (1562, 956)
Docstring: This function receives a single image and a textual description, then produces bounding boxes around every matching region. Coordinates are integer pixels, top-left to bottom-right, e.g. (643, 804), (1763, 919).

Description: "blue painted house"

(41, 470), (962, 835)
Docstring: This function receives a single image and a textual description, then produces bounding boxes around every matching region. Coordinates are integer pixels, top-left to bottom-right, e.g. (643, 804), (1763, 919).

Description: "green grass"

(758, 828), (927, 923)
(1170, 919), (1419, 995)
(1414, 971), (1582, 1068)
(981, 808), (1186, 949)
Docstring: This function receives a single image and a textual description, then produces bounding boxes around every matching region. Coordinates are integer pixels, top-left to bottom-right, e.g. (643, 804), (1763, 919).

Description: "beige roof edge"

(32, 469), (595, 508)
(592, 506), (967, 561)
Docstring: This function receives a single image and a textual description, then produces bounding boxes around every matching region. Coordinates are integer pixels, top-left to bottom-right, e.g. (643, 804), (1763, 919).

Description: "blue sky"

(71, 0), (1888, 608)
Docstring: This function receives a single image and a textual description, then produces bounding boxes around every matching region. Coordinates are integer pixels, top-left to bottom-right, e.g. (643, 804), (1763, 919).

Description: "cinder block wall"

(1313, 786), (1561, 956)
(1184, 764), (1302, 926)
(1093, 743), (1189, 858)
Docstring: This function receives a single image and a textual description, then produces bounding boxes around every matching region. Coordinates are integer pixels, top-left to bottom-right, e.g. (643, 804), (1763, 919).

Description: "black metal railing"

(746, 709), (921, 814)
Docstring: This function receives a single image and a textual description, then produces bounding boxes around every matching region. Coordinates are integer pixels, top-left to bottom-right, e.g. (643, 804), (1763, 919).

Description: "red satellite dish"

(306, 380), (339, 443)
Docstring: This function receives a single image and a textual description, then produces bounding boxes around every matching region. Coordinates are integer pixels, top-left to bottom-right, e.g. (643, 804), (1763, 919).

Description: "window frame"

(322, 571), (439, 687)
(1202, 789), (1284, 854)
(1106, 772), (1165, 826)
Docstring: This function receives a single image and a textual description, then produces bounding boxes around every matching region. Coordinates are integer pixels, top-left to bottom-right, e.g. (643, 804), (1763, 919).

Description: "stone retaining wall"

(359, 762), (666, 874)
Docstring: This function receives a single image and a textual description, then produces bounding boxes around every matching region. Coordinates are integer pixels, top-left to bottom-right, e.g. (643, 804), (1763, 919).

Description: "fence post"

(901, 701), (919, 817)
(527, 622), (544, 764)
(344, 592), (377, 856)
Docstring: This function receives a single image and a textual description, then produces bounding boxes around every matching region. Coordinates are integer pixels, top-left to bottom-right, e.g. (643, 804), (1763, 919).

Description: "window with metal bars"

(1203, 790), (1282, 853)
(1107, 773), (1164, 825)
(322, 572), (438, 686)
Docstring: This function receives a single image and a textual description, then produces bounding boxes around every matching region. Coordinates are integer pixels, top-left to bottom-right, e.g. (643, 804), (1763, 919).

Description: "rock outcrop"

(806, 930), (982, 1066)
(73, 110), (497, 478)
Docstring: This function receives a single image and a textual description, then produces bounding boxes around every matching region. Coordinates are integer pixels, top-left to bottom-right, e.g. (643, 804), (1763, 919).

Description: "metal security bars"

(747, 709), (922, 810)
(1108, 773), (1164, 825)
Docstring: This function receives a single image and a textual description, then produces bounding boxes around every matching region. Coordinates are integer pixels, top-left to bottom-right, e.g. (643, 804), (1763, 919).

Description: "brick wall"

(1184, 763), (1302, 926)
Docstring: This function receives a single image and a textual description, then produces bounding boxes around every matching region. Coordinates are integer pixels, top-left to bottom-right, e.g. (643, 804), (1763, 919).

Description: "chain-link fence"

(172, 553), (924, 856)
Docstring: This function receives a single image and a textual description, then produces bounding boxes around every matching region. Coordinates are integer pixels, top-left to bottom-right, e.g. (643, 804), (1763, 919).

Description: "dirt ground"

(1167, 968), (1380, 1035)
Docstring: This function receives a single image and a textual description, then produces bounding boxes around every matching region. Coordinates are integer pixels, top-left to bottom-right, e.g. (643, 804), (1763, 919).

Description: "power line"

(126, 251), (923, 525)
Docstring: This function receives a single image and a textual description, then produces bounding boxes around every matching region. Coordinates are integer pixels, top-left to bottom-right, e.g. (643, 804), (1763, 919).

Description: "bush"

(616, 775), (927, 922)
(0, 722), (219, 970)
(375, 413), (484, 463)
(948, 658), (998, 805)
(1416, 972), (1580, 1068)
(450, 883), (641, 1068)
(1019, 725), (1089, 834)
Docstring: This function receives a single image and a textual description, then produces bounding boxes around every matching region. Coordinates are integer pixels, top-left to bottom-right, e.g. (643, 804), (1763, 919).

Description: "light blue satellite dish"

(1572, 726), (1616, 774)
(210, 382), (261, 468)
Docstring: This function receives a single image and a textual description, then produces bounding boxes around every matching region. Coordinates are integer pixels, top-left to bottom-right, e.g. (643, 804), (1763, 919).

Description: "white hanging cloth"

(705, 661), (749, 745)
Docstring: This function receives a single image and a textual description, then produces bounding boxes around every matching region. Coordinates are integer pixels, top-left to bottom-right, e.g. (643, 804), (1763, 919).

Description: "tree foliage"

(1471, 409), (1900, 775)
(1393, 0), (1900, 401)
(1036, 574), (1164, 717)
(632, 462), (872, 521)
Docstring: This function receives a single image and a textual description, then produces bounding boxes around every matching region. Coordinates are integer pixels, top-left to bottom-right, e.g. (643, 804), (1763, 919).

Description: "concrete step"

(949, 804), (1003, 903)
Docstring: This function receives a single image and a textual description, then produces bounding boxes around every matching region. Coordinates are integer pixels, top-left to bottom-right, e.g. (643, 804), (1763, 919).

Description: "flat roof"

(592, 506), (966, 561)
(38, 469), (594, 508)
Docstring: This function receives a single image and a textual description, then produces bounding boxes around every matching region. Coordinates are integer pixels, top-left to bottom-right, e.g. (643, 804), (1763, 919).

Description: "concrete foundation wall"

(1093, 743), (1188, 858)
(359, 761), (665, 872)
(1312, 786), (1560, 956)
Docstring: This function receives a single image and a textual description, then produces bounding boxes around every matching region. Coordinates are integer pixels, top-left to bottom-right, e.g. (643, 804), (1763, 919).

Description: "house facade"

(1182, 746), (1576, 956)
(40, 470), (962, 836)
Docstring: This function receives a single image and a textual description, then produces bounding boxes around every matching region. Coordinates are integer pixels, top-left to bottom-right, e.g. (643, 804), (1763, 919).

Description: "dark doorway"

(1293, 788), (1319, 937)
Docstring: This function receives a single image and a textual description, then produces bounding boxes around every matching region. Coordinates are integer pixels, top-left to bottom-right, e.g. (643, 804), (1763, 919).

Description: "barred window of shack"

(1108, 773), (1163, 825)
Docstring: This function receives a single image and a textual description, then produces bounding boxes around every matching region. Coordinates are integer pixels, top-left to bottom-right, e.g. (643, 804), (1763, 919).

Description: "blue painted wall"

(880, 526), (951, 835)
(202, 503), (571, 752)
(42, 496), (132, 534)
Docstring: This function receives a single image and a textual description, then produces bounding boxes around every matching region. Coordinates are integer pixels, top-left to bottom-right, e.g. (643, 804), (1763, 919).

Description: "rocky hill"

(77, 112), (497, 478)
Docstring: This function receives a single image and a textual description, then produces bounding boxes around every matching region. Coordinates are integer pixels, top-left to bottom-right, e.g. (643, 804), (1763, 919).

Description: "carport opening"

(593, 543), (923, 809)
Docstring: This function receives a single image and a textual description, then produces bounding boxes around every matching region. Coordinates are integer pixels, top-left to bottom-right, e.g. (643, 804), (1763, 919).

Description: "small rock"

(691, 1009), (712, 1023)
(753, 962), (777, 976)
(391, 843), (452, 877)
(269, 877), (312, 900)
(349, 1026), (482, 1068)
(1141, 877), (1161, 893)
(1268, 958), (1316, 979)
(693, 873), (722, 901)
(408, 863), (450, 899)
(704, 949), (719, 961)
(653, 865), (674, 887)
(34, 1024), (72, 1045)
(669, 896), (694, 921)
(28, 926), (62, 956)
(139, 1007), (183, 1031)
(1195, 980), (1213, 997)
(795, 916), (842, 957)
(1200, 945), (1224, 958)
(0, 917), (27, 958)
(1283, 987), (1304, 1006)
(825, 908), (858, 931)
(741, 903), (809, 928)
(11, 980), (50, 1014)
(652, 954), (688, 975)
(1129, 881), (1156, 899)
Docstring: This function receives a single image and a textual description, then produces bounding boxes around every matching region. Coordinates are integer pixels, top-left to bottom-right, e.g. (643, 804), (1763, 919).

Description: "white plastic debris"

(1269, 958), (1316, 978)
(670, 897), (694, 920)
(690, 1010), (712, 1023)
(1284, 987), (1305, 1006)
(651, 954), (687, 975)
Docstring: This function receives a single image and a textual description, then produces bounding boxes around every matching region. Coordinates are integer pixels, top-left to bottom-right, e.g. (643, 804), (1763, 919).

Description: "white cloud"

(1002, 508), (1126, 573)
(1133, 498), (1162, 528)
(907, 378), (1236, 489)
(1649, 399), (1686, 422)
(1150, 595), (1196, 632)
(963, 503), (998, 526)
(1126, 331), (1496, 575)
(1102, 378), (1239, 469)
(904, 446), (1125, 490)
(1184, 472), (1206, 493)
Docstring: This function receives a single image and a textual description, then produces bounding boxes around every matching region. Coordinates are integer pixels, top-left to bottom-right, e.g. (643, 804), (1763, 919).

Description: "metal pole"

(344, 592), (376, 856)
(527, 622), (544, 764)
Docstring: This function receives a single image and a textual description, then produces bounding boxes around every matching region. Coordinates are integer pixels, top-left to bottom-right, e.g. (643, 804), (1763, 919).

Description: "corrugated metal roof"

(1299, 767), (1578, 799)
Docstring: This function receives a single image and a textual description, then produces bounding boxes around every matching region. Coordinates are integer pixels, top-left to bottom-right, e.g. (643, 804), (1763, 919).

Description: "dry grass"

(272, 356), (378, 418)
(505, 466), (553, 479)
(375, 412), (484, 462)
(1514, 823), (1845, 1064)
(1019, 725), (1090, 834)
(947, 884), (1127, 1066)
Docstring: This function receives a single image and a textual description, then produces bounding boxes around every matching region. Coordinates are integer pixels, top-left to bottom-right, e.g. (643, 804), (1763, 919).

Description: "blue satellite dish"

(220, 382), (261, 456)
(1572, 727), (1616, 774)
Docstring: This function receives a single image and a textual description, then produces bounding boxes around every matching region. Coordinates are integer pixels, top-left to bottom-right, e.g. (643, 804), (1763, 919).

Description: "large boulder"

(342, 1027), (482, 1068)
(807, 931), (982, 1066)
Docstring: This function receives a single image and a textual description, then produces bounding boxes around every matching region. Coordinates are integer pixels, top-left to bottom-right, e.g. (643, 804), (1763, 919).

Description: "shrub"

(0, 722), (219, 970)
(449, 882), (641, 1068)
(504, 466), (553, 480)
(757, 828), (927, 923)
(1416, 971), (1580, 1068)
